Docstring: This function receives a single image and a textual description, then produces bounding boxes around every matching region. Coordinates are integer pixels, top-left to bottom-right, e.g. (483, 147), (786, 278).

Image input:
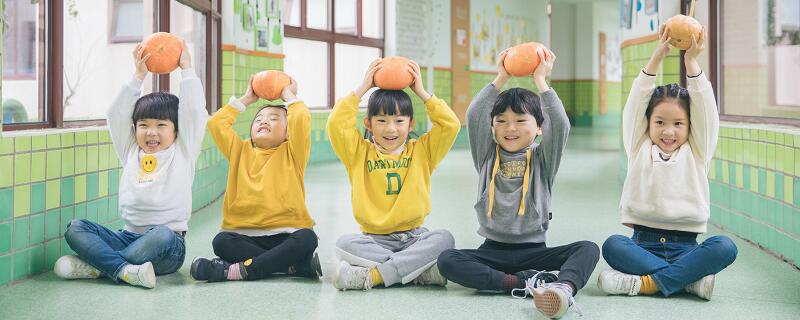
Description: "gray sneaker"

(685, 274), (715, 300)
(412, 263), (447, 286)
(332, 261), (373, 291)
(597, 269), (641, 296)
(120, 262), (156, 289)
(54, 255), (101, 279)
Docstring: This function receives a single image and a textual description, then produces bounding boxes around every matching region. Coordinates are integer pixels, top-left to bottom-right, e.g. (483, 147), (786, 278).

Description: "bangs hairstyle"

(132, 92), (180, 132)
(367, 89), (414, 120)
(490, 87), (544, 126)
(645, 83), (690, 121)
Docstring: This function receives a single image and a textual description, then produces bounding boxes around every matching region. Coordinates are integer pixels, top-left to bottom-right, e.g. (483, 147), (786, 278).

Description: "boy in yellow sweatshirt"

(327, 59), (460, 290)
(190, 77), (320, 282)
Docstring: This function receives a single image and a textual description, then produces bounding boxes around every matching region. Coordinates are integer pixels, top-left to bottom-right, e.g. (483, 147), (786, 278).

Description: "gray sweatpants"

(335, 227), (455, 286)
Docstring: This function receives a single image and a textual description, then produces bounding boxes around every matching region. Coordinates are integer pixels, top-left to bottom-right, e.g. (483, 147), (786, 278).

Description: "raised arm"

(684, 28), (719, 165)
(532, 49), (570, 183)
(326, 60), (381, 167)
(407, 61), (460, 168)
(466, 50), (511, 171)
(282, 79), (311, 169)
(175, 40), (208, 162)
(208, 76), (256, 160)
(107, 45), (148, 166)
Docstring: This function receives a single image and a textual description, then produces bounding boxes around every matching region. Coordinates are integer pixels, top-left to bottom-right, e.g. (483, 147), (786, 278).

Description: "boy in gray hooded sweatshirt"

(437, 48), (599, 319)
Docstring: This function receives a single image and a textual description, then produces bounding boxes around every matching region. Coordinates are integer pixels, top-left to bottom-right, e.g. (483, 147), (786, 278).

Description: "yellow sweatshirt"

(326, 93), (460, 234)
(207, 102), (314, 230)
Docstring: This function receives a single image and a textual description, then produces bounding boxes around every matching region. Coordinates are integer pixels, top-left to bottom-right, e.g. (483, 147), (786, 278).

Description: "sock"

(639, 275), (659, 295)
(501, 274), (523, 291)
(227, 262), (245, 281)
(370, 267), (383, 286)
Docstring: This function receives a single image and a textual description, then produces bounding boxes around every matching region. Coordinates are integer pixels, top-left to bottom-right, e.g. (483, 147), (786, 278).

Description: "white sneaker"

(120, 262), (156, 289)
(685, 274), (715, 300)
(597, 269), (641, 296)
(54, 255), (101, 279)
(532, 282), (581, 319)
(412, 264), (447, 286)
(332, 261), (372, 291)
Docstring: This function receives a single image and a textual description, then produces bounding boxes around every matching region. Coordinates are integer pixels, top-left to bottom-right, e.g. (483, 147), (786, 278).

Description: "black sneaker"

(190, 257), (231, 282)
(289, 252), (323, 279)
(516, 269), (558, 287)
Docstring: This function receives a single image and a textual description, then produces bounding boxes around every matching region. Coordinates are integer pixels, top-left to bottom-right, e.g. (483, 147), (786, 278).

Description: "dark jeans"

(64, 219), (185, 280)
(602, 229), (738, 296)
(212, 228), (318, 280)
(437, 239), (600, 293)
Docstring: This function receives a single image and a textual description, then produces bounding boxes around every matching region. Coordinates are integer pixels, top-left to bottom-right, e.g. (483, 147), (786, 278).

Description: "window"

(283, 0), (384, 108)
(2, 0), (43, 124)
(63, 0), (155, 121)
(110, 0), (145, 43)
(719, 0), (800, 122)
(2, 0), (222, 131)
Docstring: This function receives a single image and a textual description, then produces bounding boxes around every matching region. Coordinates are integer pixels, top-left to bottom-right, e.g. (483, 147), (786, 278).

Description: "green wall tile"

(13, 185), (30, 217)
(45, 210), (60, 240)
(0, 255), (9, 285)
(75, 132), (86, 145)
(0, 188), (12, 221)
(14, 153), (30, 184)
(794, 177), (800, 207)
(46, 150), (61, 180)
(98, 144), (110, 170)
(0, 156), (12, 188)
(60, 237), (74, 256)
(12, 249), (29, 280)
(87, 173), (98, 200)
(30, 152), (45, 182)
(0, 138), (14, 155)
(98, 131), (111, 143)
(74, 146), (87, 174)
(29, 213), (44, 244)
(60, 206), (74, 234)
(74, 203), (86, 221)
(775, 174), (785, 201)
(31, 136), (46, 150)
(766, 171), (776, 198)
(45, 180), (60, 211)
(86, 131), (98, 144)
(61, 177), (74, 206)
(62, 133), (74, 147)
(74, 175), (86, 203)
(87, 146), (98, 172)
(0, 223), (10, 254)
(15, 136), (31, 152)
(735, 164), (744, 189)
(61, 148), (75, 177)
(13, 216), (29, 249)
(30, 183), (45, 214)
(98, 171), (108, 198)
(45, 239), (60, 270)
(30, 244), (44, 274)
(109, 169), (119, 195)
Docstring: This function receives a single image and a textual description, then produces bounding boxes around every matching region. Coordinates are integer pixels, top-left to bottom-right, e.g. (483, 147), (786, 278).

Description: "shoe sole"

(54, 255), (100, 279)
(141, 262), (156, 289)
(533, 290), (567, 319)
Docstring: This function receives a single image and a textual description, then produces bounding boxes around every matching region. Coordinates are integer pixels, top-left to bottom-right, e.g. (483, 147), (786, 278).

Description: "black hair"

(645, 83), (690, 121)
(490, 87), (544, 127)
(367, 89), (414, 120)
(132, 92), (179, 132)
(363, 89), (418, 140)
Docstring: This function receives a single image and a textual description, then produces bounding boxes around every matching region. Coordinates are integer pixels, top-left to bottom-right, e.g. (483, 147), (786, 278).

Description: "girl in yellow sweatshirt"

(327, 59), (460, 290)
(190, 77), (320, 282)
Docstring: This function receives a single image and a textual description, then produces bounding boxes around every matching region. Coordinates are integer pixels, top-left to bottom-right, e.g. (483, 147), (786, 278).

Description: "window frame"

(108, 0), (145, 44)
(2, 0), (222, 132)
(711, 0), (800, 126)
(284, 0), (384, 108)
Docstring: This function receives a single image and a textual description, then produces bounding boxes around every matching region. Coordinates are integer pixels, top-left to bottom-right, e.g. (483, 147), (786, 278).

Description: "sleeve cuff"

(128, 76), (144, 90)
(641, 69), (656, 77)
(181, 68), (198, 79)
(688, 70), (704, 78)
(285, 98), (303, 106)
(228, 96), (246, 112)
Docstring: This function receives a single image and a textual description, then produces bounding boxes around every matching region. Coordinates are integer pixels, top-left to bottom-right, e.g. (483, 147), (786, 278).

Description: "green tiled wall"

(621, 39), (800, 268)
(0, 131), (227, 286)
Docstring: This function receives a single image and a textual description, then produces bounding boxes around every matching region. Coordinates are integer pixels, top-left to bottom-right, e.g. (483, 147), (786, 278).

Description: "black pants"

(437, 239), (599, 293)
(212, 228), (318, 280)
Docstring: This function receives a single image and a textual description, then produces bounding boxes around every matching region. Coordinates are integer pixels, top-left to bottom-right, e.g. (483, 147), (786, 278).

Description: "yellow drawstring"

(487, 146), (532, 217)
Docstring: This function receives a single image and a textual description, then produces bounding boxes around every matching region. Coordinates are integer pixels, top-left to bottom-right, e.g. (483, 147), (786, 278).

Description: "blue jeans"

(64, 219), (186, 280)
(601, 230), (737, 296)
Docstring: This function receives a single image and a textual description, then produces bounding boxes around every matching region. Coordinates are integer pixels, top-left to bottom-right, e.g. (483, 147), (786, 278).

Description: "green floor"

(1, 128), (798, 319)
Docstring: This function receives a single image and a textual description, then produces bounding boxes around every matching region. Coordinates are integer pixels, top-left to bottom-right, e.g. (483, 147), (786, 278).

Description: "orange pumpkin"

(374, 56), (414, 90)
(252, 70), (291, 100)
(503, 42), (549, 77)
(141, 32), (182, 74)
(665, 15), (702, 50)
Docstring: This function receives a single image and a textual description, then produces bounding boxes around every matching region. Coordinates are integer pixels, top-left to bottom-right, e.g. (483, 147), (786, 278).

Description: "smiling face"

(648, 100), (690, 153)
(250, 106), (288, 149)
(492, 107), (542, 153)
(135, 118), (177, 154)
(364, 112), (415, 153)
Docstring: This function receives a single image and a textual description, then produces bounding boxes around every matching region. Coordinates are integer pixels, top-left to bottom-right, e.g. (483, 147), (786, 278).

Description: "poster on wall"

(234, 0), (256, 50)
(620, 0), (633, 29)
(645, 0), (658, 15)
(470, 1), (539, 72)
(254, 0), (269, 52)
(267, 0), (283, 54)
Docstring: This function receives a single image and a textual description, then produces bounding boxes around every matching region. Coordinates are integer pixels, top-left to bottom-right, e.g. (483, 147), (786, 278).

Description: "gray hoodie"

(466, 84), (570, 243)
